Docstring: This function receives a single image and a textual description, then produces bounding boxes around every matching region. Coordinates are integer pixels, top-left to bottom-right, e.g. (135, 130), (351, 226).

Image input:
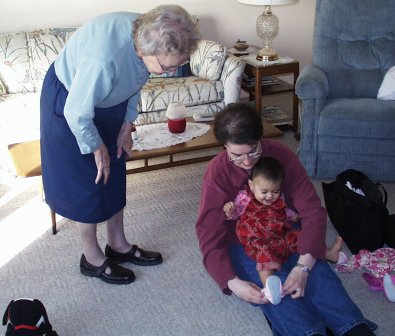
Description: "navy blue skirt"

(40, 63), (127, 223)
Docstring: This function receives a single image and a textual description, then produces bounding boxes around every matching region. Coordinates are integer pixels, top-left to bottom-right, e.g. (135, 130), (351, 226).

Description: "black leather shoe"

(80, 254), (135, 284)
(105, 244), (163, 266)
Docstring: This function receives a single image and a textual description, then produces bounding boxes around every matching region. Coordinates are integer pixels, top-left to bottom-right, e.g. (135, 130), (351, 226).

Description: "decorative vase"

(168, 118), (186, 133)
(166, 101), (187, 133)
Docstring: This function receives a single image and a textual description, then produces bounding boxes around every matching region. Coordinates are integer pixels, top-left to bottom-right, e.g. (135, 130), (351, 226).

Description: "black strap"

(376, 183), (388, 206)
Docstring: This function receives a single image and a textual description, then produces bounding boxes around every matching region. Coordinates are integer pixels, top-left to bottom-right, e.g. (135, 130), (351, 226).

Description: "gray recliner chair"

(295, 0), (395, 182)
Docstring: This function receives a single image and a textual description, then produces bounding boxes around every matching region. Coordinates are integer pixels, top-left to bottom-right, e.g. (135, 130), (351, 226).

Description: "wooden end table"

(241, 56), (299, 133)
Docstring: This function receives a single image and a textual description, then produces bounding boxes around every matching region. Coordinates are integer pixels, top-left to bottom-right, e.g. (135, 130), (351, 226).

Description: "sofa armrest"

(0, 77), (6, 96)
(220, 56), (246, 105)
(295, 64), (329, 100)
(190, 40), (227, 81)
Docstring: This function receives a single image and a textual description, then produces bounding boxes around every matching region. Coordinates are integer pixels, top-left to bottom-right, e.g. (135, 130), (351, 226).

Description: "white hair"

(134, 5), (200, 62)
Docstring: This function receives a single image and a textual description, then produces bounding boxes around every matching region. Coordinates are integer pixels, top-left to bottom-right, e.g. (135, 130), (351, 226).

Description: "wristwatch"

(295, 263), (310, 273)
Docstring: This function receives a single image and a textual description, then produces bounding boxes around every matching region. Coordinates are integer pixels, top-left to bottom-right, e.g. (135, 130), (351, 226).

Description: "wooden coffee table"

(7, 120), (283, 177)
(126, 119), (283, 174)
(7, 119), (282, 234)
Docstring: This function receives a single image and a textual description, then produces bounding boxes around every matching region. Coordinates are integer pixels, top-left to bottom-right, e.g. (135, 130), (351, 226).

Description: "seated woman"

(195, 103), (377, 335)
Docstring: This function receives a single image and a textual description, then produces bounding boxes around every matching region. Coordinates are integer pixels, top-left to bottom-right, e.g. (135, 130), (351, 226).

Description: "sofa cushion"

(27, 27), (77, 91)
(190, 40), (226, 81)
(139, 76), (224, 112)
(0, 32), (35, 94)
(318, 98), (395, 140)
(136, 101), (225, 125)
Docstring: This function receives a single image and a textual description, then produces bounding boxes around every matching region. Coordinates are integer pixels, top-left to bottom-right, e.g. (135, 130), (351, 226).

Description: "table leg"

(51, 209), (57, 235)
(255, 71), (262, 114)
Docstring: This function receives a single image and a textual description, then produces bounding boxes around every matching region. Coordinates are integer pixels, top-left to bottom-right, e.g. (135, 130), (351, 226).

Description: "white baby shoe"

(262, 275), (283, 305)
(383, 273), (395, 303)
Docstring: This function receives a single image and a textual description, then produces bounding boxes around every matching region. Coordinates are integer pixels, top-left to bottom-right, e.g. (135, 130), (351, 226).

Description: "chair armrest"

(296, 64), (329, 100)
(295, 65), (329, 157)
(220, 56), (246, 105)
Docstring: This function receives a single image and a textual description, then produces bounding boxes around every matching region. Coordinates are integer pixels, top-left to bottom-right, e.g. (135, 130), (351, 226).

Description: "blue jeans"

(229, 244), (377, 336)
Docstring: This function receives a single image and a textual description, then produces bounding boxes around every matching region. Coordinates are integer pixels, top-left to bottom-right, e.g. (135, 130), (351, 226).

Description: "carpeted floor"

(0, 130), (394, 335)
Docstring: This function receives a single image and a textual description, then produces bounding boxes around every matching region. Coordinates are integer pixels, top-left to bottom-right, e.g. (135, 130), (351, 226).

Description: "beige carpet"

(0, 130), (394, 335)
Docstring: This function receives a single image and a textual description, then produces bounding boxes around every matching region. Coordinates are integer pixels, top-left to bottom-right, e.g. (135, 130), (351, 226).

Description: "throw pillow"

(190, 40), (226, 81)
(377, 66), (395, 100)
(27, 27), (77, 91)
(0, 32), (35, 94)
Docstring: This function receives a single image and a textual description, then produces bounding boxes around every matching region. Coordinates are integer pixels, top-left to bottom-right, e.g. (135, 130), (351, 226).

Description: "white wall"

(0, 0), (316, 70)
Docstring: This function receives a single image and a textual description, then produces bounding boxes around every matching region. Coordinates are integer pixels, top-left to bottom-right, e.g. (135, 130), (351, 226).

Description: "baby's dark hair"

(250, 157), (284, 185)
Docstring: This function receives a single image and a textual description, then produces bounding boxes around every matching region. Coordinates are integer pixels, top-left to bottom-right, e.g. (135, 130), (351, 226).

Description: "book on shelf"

(261, 105), (292, 126)
(242, 74), (280, 87)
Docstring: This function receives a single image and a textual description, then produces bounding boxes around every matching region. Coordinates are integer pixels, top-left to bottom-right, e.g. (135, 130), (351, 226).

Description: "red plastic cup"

(168, 118), (186, 133)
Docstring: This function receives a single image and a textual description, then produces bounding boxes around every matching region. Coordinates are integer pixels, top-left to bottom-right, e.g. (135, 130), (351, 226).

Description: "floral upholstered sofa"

(0, 27), (246, 173)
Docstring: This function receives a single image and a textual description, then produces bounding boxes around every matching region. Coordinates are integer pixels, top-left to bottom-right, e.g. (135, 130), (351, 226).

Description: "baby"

(224, 157), (342, 304)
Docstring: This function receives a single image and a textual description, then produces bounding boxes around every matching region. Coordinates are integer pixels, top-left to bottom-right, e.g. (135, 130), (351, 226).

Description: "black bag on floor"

(384, 214), (395, 248)
(322, 169), (389, 254)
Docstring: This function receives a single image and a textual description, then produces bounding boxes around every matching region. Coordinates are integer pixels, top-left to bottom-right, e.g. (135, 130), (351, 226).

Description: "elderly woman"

(40, 5), (200, 284)
(195, 103), (377, 335)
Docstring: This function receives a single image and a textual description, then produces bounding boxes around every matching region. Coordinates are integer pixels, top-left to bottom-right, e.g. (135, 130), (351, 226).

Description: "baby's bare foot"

(326, 236), (343, 263)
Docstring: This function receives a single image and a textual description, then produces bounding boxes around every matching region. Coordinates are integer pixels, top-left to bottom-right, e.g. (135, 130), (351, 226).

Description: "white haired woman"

(40, 5), (200, 284)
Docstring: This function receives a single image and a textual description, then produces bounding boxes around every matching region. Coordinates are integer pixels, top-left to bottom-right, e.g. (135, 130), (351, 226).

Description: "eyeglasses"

(229, 142), (262, 164)
(155, 55), (189, 73)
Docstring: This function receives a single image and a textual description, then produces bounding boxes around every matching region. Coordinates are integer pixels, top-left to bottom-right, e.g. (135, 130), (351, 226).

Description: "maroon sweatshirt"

(195, 139), (327, 294)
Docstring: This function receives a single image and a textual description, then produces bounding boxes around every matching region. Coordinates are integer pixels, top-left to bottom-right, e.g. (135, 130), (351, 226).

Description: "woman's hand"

(93, 143), (110, 185)
(282, 267), (309, 298)
(117, 121), (134, 159)
(228, 277), (269, 304)
(282, 253), (316, 299)
(223, 202), (235, 219)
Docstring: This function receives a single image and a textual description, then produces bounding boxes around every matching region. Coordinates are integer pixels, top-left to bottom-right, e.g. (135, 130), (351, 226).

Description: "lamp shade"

(165, 101), (187, 120)
(238, 0), (296, 5)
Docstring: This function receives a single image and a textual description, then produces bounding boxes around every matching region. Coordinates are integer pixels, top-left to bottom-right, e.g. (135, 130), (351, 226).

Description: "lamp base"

(256, 47), (278, 62)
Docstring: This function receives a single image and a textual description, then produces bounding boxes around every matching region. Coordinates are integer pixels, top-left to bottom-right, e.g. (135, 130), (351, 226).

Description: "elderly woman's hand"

(117, 121), (134, 159)
(93, 143), (110, 185)
(228, 277), (269, 304)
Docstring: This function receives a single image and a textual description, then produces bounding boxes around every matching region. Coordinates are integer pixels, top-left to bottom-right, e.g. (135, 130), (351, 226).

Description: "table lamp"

(238, 0), (297, 61)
